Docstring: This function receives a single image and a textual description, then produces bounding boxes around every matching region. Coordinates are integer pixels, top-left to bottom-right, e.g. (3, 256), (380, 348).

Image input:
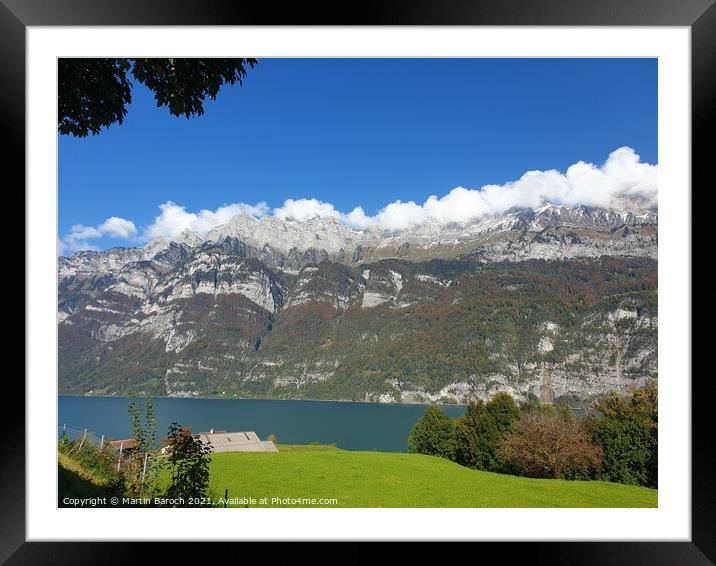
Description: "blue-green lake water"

(58, 396), (466, 452)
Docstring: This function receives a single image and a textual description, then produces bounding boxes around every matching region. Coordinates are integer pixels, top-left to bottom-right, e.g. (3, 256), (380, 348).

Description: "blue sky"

(59, 58), (657, 252)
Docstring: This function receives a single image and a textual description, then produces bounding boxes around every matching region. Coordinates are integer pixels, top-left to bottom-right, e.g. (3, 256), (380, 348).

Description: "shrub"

(500, 410), (603, 479)
(407, 406), (457, 460)
(164, 422), (213, 506)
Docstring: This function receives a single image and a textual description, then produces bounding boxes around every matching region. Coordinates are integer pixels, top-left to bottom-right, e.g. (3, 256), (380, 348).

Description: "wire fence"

(59, 423), (233, 507)
(58, 423), (157, 475)
(58, 423), (108, 450)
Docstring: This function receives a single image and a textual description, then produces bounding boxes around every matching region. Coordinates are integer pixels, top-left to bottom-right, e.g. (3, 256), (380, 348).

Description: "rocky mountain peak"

(177, 228), (204, 247)
(61, 203), (657, 278)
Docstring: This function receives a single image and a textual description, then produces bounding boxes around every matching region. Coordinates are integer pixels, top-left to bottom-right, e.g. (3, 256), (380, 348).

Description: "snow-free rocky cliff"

(58, 204), (658, 403)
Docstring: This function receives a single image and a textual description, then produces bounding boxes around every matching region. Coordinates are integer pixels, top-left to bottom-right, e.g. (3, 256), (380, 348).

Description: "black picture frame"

(5, 0), (708, 562)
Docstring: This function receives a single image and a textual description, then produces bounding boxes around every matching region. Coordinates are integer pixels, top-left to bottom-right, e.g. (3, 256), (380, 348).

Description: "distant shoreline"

(57, 393), (467, 407)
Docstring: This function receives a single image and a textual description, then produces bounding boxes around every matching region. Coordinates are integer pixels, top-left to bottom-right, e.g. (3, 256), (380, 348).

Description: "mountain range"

(58, 203), (658, 404)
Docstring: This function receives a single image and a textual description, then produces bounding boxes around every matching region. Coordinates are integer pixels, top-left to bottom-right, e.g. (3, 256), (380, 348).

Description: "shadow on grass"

(58, 463), (124, 507)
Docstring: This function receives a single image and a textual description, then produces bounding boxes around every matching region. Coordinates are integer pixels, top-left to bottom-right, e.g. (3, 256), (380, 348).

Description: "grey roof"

(197, 431), (278, 453)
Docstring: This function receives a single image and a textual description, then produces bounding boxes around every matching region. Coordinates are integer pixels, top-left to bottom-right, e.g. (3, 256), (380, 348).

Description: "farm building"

(108, 439), (138, 453)
(197, 430), (278, 453)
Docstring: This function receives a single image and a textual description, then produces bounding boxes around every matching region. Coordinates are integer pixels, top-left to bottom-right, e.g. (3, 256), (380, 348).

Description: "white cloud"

(354, 146), (657, 230)
(143, 201), (269, 241)
(273, 198), (343, 222)
(344, 206), (374, 228)
(370, 200), (427, 231)
(62, 146), (657, 254)
(142, 202), (199, 241)
(60, 217), (137, 254)
(99, 217), (137, 239)
(268, 147), (656, 231)
(61, 224), (102, 253)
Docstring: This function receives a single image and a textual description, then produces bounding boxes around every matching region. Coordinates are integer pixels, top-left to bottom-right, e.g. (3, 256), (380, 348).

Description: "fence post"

(100, 435), (104, 450)
(224, 488), (228, 508)
(117, 442), (124, 472)
(77, 428), (87, 450)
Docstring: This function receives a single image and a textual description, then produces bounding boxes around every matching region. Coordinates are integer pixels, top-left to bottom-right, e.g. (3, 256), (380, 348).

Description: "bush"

(164, 422), (213, 506)
(500, 410), (603, 479)
(407, 406), (457, 460)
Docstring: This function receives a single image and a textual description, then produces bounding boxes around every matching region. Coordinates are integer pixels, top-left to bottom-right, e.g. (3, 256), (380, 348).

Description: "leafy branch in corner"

(59, 58), (258, 137)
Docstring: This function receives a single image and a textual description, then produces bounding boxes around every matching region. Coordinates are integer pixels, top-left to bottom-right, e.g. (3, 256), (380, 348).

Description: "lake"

(58, 396), (466, 452)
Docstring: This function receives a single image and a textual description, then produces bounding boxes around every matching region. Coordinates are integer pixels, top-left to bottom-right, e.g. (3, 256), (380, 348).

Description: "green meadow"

(59, 444), (656, 508)
(206, 444), (657, 508)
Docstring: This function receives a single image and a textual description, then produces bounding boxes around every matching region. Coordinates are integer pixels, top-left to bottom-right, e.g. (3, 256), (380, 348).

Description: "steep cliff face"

(58, 204), (658, 402)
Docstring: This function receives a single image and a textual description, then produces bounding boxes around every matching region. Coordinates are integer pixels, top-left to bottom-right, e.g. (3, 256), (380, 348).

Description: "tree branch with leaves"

(59, 58), (258, 137)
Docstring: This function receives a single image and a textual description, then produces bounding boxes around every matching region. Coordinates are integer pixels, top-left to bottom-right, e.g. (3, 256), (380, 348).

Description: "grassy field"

(58, 444), (657, 508)
(207, 444), (657, 508)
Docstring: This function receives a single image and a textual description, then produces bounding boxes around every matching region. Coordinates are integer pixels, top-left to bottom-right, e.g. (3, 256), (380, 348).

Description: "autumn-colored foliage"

(499, 409), (603, 479)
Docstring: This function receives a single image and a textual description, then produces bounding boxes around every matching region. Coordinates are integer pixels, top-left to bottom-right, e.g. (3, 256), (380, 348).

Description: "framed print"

(5, 0), (710, 563)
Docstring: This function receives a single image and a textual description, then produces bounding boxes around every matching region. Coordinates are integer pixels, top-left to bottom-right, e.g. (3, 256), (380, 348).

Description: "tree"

(128, 396), (156, 453)
(407, 406), (457, 460)
(59, 58), (258, 137)
(487, 391), (521, 430)
(126, 397), (160, 498)
(164, 422), (213, 506)
(500, 410), (603, 479)
(454, 392), (520, 472)
(588, 379), (657, 487)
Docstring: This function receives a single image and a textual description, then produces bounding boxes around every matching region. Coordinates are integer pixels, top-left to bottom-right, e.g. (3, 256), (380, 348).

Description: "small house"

(197, 430), (278, 453)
